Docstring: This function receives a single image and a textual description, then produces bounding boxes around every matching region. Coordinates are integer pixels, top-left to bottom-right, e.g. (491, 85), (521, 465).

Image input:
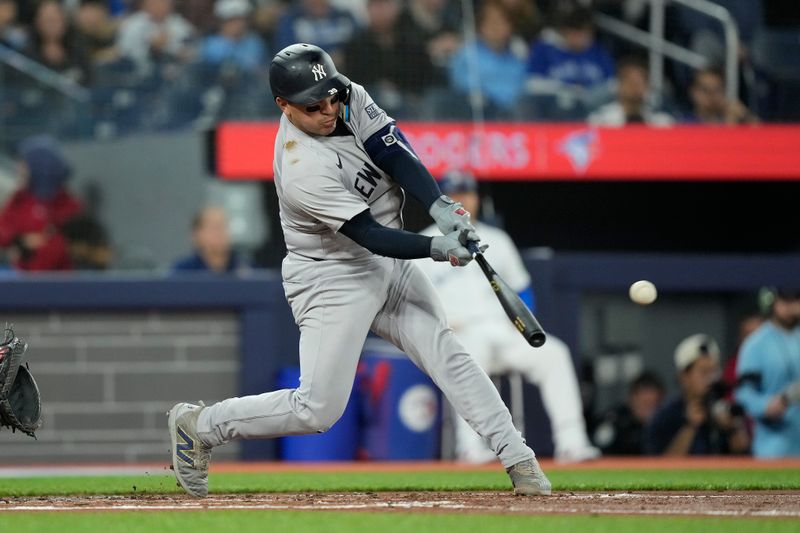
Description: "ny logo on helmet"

(311, 64), (327, 81)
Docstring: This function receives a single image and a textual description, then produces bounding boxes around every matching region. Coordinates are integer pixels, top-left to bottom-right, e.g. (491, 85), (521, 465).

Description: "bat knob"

(529, 332), (547, 348)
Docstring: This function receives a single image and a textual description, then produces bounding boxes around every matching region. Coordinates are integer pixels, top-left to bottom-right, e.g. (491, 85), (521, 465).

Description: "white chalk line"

(1, 499), (799, 518)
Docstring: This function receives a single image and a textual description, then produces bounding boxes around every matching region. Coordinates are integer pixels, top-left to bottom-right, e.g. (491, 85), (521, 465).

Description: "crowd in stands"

(0, 0), (797, 145)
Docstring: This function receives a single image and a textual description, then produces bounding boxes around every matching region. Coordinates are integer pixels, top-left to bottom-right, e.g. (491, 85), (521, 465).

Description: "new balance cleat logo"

(176, 426), (195, 467)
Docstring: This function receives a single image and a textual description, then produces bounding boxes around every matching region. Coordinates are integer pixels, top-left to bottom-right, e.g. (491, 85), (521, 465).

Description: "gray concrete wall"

(0, 311), (241, 463)
(63, 132), (266, 270)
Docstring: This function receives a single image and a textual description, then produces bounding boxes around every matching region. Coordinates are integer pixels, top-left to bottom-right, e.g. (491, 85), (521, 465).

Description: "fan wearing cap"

(736, 288), (800, 457)
(645, 335), (750, 456)
(199, 0), (267, 73)
(0, 135), (83, 271)
(416, 170), (600, 463)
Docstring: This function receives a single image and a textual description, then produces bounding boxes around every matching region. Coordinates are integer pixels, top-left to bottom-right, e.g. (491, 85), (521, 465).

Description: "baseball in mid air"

(629, 280), (657, 305)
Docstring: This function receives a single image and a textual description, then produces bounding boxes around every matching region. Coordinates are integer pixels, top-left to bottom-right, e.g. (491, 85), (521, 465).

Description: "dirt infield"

(3, 491), (800, 517)
(2, 459), (800, 517)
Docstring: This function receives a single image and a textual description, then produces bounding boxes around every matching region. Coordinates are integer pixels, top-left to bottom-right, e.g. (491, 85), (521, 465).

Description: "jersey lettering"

(353, 162), (382, 199)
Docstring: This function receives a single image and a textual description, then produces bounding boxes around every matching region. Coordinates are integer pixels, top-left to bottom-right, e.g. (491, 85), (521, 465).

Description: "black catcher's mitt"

(0, 327), (42, 438)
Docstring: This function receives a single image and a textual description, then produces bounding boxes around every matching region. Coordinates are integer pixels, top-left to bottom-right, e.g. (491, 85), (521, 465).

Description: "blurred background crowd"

(0, 0), (798, 462)
(0, 0), (797, 147)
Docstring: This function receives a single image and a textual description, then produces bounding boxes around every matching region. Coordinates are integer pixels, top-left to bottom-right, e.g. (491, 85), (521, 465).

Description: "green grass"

(0, 511), (798, 533)
(1, 468), (799, 497)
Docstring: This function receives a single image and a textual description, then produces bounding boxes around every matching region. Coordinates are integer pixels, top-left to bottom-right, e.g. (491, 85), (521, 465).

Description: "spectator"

(26, 0), (91, 84)
(588, 56), (674, 126)
(0, 136), (83, 271)
(176, 0), (218, 35)
(416, 171), (600, 463)
(684, 66), (758, 125)
(74, 0), (120, 65)
(448, 0), (527, 115)
(61, 213), (112, 270)
(251, 0), (288, 49)
(593, 371), (666, 455)
(117, 0), (196, 71)
(171, 206), (247, 274)
(342, 0), (438, 107)
(736, 288), (800, 457)
(396, 0), (461, 70)
(0, 0), (27, 51)
(200, 0), (268, 74)
(273, 0), (358, 63)
(646, 334), (750, 456)
(499, 0), (540, 42)
(526, 6), (614, 100)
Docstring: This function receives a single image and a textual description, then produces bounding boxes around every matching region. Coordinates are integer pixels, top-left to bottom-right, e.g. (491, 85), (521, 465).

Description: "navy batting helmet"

(269, 43), (350, 105)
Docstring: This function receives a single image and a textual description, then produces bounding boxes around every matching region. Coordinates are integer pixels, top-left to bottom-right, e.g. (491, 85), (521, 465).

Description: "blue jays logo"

(176, 426), (195, 467)
(558, 129), (599, 174)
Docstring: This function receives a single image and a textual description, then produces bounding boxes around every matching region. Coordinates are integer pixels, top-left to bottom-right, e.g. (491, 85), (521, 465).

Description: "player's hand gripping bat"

(466, 242), (547, 347)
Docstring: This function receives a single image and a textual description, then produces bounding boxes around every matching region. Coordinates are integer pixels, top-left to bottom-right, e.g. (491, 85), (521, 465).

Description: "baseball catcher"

(0, 326), (42, 438)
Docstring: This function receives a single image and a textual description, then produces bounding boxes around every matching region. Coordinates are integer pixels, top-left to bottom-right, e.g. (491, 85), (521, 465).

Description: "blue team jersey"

(171, 252), (245, 274)
(527, 38), (614, 88)
(450, 40), (527, 109)
(736, 321), (800, 457)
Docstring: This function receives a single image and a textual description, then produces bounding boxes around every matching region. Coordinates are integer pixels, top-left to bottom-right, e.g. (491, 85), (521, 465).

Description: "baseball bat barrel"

(467, 242), (546, 347)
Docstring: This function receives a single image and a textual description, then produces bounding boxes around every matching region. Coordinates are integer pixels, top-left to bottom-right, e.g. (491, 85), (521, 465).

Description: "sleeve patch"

(382, 133), (397, 146)
(365, 103), (383, 120)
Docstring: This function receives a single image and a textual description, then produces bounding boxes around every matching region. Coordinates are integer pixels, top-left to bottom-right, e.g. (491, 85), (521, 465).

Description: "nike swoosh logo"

(335, 154), (342, 169)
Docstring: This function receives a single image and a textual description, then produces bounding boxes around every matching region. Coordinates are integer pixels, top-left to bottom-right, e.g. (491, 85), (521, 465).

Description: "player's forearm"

(339, 209), (432, 259)
(735, 380), (771, 419)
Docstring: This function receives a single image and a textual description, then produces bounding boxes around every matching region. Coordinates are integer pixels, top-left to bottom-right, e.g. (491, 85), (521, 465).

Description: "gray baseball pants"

(196, 254), (535, 468)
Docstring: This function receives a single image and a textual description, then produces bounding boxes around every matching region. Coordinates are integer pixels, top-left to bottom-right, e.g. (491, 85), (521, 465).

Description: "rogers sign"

(403, 127), (531, 175)
(214, 122), (800, 181)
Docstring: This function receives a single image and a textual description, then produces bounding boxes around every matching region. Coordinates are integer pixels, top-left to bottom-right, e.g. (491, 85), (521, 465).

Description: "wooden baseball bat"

(467, 242), (546, 347)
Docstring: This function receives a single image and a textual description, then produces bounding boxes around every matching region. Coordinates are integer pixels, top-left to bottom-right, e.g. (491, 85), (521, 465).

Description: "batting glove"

(430, 230), (474, 267)
(429, 196), (480, 243)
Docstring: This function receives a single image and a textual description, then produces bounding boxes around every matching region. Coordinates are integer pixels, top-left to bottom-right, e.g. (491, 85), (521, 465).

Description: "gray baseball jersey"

(194, 84), (536, 469)
(274, 83), (404, 260)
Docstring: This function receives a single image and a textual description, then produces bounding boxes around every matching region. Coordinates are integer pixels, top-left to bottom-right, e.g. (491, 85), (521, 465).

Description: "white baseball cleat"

(167, 402), (211, 498)
(506, 457), (552, 496)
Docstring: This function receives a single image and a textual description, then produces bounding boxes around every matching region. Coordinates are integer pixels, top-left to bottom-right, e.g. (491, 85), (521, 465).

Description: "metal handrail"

(594, 0), (740, 102)
(594, 12), (708, 69)
(670, 0), (739, 101)
(0, 43), (90, 103)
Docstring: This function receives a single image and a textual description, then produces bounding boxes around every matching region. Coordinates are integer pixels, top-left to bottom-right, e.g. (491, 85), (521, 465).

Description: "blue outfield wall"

(1, 252), (798, 460)
(0, 272), (298, 460)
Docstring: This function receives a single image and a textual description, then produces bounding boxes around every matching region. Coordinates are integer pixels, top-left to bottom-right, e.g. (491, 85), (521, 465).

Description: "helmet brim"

(281, 73), (351, 106)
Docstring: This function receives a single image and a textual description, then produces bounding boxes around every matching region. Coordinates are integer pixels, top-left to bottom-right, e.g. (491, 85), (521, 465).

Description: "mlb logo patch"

(365, 103), (383, 120)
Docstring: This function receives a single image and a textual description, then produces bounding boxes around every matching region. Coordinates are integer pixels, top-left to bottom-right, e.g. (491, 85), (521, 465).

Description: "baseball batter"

(416, 172), (599, 463)
(168, 43), (551, 497)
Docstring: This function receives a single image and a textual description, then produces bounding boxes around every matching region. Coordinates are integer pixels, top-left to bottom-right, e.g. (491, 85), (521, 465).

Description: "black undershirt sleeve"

(363, 124), (442, 209)
(339, 209), (433, 259)
(375, 150), (442, 209)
